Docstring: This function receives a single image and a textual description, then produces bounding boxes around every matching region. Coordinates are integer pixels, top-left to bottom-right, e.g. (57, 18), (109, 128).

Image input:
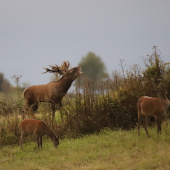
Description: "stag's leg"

(58, 101), (64, 122)
(51, 103), (56, 127)
(23, 103), (37, 119)
(22, 110), (25, 120)
(32, 104), (38, 112)
(23, 98), (34, 119)
(51, 103), (55, 119)
(22, 104), (29, 119)
(144, 116), (151, 137)
(30, 104), (38, 119)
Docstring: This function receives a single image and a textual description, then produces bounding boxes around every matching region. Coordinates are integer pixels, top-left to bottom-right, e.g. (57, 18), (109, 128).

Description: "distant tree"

(78, 52), (107, 82)
(1, 79), (10, 93)
(0, 73), (11, 93)
(0, 73), (4, 91)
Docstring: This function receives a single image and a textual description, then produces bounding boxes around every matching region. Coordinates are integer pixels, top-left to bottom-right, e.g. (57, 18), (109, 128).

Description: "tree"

(0, 73), (11, 93)
(0, 73), (4, 91)
(78, 52), (107, 82)
(1, 79), (10, 93)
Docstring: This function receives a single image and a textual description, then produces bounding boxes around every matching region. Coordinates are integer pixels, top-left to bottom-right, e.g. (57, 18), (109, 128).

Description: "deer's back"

(24, 82), (63, 103)
(24, 85), (49, 101)
(138, 96), (167, 116)
(19, 119), (48, 135)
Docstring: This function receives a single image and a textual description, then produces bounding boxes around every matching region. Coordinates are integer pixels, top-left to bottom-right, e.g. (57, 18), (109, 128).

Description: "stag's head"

(42, 61), (83, 80)
(65, 66), (83, 80)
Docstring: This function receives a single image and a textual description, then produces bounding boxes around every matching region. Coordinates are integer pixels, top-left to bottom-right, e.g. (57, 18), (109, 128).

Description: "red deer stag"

(19, 119), (59, 149)
(23, 61), (82, 119)
(137, 91), (170, 137)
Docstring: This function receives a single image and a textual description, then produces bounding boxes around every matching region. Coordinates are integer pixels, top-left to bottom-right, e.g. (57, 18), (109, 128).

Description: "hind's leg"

(144, 116), (151, 137)
(155, 116), (162, 137)
(39, 136), (42, 149)
(35, 134), (40, 149)
(20, 131), (27, 150)
(138, 112), (143, 136)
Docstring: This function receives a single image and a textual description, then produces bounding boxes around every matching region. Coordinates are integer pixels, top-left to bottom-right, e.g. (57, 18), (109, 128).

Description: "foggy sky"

(0, 0), (170, 87)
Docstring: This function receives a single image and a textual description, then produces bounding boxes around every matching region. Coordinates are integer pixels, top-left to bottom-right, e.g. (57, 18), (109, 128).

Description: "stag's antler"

(42, 61), (70, 77)
(42, 65), (59, 74)
(59, 61), (70, 75)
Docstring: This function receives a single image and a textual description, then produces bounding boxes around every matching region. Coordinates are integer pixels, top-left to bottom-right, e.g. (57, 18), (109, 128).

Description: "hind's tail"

(137, 96), (144, 116)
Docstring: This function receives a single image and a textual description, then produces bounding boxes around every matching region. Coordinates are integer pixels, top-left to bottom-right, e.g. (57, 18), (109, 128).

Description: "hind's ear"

(164, 90), (168, 95)
(54, 135), (59, 139)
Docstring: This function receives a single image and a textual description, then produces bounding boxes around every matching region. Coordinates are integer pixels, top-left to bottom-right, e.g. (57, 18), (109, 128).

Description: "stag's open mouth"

(78, 66), (83, 75)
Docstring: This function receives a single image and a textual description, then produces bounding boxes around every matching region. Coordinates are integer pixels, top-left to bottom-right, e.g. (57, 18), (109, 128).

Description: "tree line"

(0, 73), (10, 93)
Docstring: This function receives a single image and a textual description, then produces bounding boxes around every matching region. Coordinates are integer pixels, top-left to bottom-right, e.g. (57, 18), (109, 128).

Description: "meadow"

(1, 47), (170, 169)
(1, 126), (170, 170)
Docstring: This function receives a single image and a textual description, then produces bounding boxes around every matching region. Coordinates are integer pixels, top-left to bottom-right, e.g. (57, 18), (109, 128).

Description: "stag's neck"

(59, 77), (73, 90)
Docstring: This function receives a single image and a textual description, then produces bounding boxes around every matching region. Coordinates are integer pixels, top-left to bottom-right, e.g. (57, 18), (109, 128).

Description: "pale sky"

(0, 0), (170, 86)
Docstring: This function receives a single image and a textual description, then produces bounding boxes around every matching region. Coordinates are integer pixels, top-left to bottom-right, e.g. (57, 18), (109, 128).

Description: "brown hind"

(18, 119), (59, 149)
(137, 91), (170, 137)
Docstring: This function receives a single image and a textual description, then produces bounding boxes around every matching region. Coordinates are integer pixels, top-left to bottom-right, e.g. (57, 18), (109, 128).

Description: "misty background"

(0, 0), (170, 87)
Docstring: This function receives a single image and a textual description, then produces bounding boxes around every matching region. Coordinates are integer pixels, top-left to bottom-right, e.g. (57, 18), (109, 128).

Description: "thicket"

(0, 46), (170, 145)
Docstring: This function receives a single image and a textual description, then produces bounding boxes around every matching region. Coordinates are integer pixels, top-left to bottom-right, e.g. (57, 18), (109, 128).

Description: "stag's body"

(19, 119), (59, 149)
(137, 91), (170, 137)
(23, 63), (82, 119)
(24, 76), (73, 114)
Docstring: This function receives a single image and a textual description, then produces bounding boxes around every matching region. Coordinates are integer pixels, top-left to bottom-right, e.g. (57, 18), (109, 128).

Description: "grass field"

(1, 122), (170, 170)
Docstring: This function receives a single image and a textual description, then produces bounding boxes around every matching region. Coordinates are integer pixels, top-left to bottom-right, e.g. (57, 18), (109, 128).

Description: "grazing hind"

(137, 91), (170, 137)
(18, 119), (59, 149)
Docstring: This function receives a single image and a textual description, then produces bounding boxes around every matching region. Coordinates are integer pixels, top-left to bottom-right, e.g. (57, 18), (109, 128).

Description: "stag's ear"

(153, 90), (158, 93)
(78, 66), (83, 75)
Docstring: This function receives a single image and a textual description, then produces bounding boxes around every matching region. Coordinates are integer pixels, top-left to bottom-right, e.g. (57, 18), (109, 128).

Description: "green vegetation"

(1, 127), (170, 170)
